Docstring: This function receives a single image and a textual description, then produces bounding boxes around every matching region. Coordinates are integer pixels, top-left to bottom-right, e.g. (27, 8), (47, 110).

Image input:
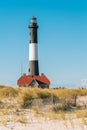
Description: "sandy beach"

(0, 87), (87, 130)
(0, 109), (87, 130)
(0, 118), (87, 130)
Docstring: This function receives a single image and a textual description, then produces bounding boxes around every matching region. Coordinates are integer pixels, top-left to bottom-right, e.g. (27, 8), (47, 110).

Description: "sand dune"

(0, 109), (87, 130)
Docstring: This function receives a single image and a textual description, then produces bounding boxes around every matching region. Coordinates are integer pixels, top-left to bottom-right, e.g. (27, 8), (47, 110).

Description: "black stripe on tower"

(29, 17), (38, 43)
(29, 61), (39, 75)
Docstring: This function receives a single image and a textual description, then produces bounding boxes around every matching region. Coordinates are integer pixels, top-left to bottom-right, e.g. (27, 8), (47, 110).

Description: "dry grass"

(0, 85), (87, 99)
(0, 109), (9, 116)
(16, 115), (27, 124)
(0, 108), (27, 125)
(33, 106), (66, 120)
(75, 109), (87, 125)
(0, 85), (87, 109)
(0, 107), (87, 127)
(0, 86), (18, 99)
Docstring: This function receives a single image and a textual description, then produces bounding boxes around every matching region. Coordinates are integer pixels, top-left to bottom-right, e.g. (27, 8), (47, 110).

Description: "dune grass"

(0, 86), (18, 99)
(0, 84), (87, 127)
(75, 109), (87, 125)
(0, 85), (87, 129)
(0, 85), (87, 99)
(0, 85), (87, 108)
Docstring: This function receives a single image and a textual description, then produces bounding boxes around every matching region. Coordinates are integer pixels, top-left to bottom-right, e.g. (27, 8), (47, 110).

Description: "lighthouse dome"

(30, 16), (37, 24)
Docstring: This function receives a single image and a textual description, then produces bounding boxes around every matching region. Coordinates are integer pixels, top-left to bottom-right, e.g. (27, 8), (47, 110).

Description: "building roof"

(17, 74), (50, 86)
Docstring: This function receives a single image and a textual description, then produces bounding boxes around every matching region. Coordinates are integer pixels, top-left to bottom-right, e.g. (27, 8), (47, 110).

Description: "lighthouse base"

(28, 60), (39, 75)
(17, 74), (50, 88)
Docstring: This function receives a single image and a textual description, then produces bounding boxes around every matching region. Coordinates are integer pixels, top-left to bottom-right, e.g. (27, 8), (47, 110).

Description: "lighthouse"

(17, 17), (50, 88)
(28, 16), (39, 75)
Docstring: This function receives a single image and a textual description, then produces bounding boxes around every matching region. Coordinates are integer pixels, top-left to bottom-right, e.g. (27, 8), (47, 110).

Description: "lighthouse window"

(30, 40), (31, 43)
(29, 68), (30, 72)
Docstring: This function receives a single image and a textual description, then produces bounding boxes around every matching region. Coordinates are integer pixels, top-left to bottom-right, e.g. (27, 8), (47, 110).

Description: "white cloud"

(80, 79), (87, 86)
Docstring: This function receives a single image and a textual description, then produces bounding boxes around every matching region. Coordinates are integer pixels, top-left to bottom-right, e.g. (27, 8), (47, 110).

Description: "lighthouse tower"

(17, 17), (50, 88)
(28, 16), (39, 75)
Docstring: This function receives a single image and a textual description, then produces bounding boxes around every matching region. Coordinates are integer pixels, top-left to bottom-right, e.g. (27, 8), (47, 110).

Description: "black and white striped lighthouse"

(28, 16), (39, 75)
(17, 17), (50, 88)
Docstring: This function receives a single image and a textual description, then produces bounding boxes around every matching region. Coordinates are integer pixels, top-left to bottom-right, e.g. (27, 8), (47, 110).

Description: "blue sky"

(0, 0), (87, 87)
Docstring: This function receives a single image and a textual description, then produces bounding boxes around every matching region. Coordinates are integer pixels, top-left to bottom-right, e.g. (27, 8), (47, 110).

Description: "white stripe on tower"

(29, 43), (38, 61)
